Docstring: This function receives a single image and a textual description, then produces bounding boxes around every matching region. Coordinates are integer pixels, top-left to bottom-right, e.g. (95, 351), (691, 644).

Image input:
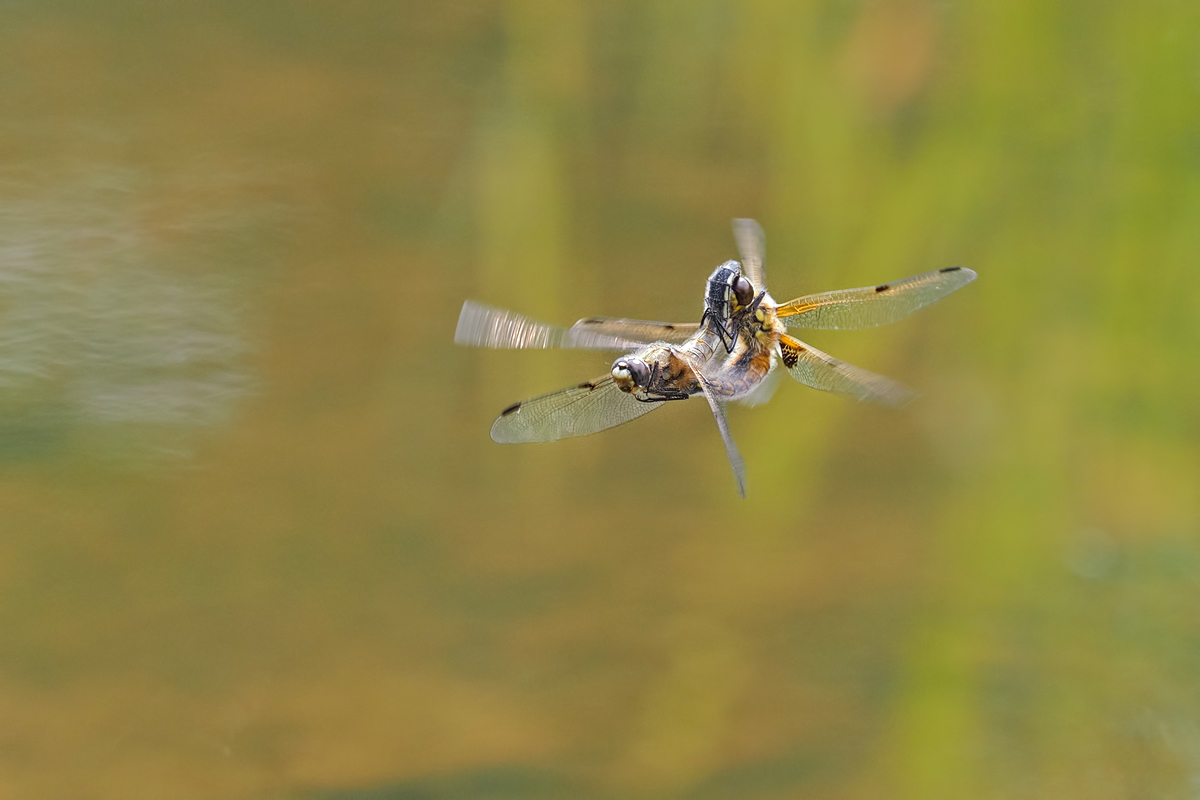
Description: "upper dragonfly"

(455, 219), (977, 496)
(692, 218), (977, 408)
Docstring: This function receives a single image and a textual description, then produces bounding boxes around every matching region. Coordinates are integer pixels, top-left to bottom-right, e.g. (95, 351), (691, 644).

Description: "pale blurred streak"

(0, 167), (255, 459)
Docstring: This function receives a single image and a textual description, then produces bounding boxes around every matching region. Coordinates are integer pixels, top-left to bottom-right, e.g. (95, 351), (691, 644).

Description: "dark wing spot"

(875, 284), (891, 293)
(663, 324), (676, 330)
(577, 381), (597, 391)
(780, 343), (801, 369)
(500, 402), (521, 416)
(579, 317), (602, 324)
(939, 266), (962, 273)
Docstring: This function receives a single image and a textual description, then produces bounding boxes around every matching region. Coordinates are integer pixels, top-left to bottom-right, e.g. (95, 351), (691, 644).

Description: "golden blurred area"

(0, 2), (1197, 798)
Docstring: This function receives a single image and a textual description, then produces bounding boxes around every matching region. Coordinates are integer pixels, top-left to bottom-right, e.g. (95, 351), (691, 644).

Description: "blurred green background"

(1, 2), (1198, 798)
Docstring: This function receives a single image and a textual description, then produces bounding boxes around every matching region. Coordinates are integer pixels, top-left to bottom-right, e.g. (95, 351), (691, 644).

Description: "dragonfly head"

(611, 356), (651, 393)
(702, 261), (758, 353)
(705, 261), (756, 320)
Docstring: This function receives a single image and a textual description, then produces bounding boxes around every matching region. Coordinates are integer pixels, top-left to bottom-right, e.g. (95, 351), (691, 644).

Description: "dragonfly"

(700, 218), (978, 407)
(456, 260), (754, 495)
(456, 219), (977, 496)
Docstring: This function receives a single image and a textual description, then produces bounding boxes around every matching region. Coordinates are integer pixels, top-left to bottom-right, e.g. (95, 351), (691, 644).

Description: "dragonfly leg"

(637, 390), (692, 403)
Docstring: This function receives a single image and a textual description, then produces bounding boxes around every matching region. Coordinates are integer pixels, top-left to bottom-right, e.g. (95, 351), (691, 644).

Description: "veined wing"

(776, 266), (976, 330)
(490, 374), (662, 443)
(569, 316), (699, 346)
(778, 333), (915, 407)
(732, 218), (767, 292)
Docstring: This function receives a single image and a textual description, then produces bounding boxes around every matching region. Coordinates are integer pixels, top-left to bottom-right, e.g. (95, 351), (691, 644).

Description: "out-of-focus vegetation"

(0, 2), (1197, 798)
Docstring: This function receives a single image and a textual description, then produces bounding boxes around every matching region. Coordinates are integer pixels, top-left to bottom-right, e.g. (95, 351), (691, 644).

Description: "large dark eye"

(617, 357), (651, 387)
(733, 276), (754, 307)
(628, 358), (651, 387)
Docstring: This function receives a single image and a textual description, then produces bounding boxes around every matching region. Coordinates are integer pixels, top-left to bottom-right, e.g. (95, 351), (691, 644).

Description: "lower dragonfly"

(456, 219), (977, 496)
(457, 259), (754, 494)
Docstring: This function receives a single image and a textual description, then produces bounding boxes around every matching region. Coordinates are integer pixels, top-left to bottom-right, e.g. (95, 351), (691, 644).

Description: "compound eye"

(622, 357), (650, 387)
(733, 276), (754, 307)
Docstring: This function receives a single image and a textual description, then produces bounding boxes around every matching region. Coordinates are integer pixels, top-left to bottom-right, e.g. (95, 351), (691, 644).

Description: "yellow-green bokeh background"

(1, 2), (1197, 798)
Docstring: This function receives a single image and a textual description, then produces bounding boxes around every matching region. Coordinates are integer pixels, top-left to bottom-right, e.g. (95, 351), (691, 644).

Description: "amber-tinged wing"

(490, 374), (663, 443)
(568, 316), (699, 346)
(732, 218), (767, 293)
(778, 333), (915, 407)
(776, 266), (976, 330)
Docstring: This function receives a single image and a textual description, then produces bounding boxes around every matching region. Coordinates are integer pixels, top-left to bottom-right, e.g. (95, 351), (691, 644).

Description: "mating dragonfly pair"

(456, 219), (975, 496)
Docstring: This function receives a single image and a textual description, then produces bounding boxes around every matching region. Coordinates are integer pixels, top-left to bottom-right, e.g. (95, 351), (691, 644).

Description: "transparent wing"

(775, 266), (977, 330)
(490, 374), (663, 443)
(697, 376), (747, 498)
(456, 301), (698, 350)
(734, 364), (783, 408)
(732, 218), (767, 293)
(569, 316), (699, 346)
(778, 334), (915, 407)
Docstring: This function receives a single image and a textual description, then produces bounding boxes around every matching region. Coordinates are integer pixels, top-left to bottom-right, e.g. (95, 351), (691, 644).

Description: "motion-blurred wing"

(456, 301), (643, 350)
(778, 334), (915, 407)
(734, 365), (783, 408)
(568, 316), (699, 346)
(776, 267), (976, 330)
(490, 375), (663, 443)
(697, 376), (747, 498)
(732, 218), (767, 293)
